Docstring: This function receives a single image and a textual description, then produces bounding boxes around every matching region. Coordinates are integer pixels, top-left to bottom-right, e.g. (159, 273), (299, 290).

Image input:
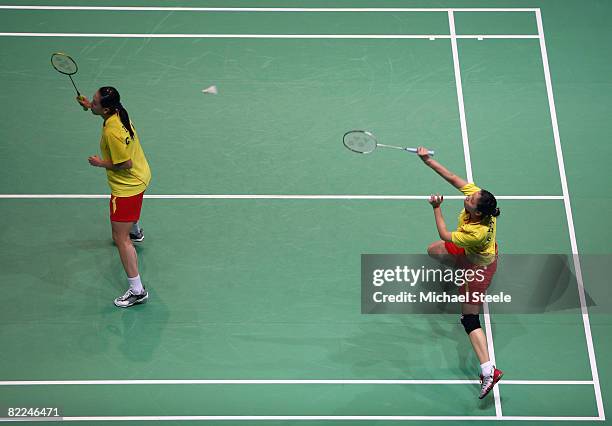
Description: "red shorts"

(109, 192), (144, 222)
(444, 241), (498, 305)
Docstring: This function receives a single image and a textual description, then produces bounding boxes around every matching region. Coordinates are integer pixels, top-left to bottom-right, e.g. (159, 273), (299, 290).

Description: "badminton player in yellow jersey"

(417, 146), (503, 399)
(77, 87), (152, 308)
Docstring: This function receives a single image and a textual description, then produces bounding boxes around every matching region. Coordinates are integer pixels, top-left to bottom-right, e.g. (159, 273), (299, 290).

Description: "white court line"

(0, 194), (564, 200)
(536, 10), (605, 421)
(0, 32), (539, 39)
(0, 415), (603, 422)
(0, 379), (593, 386)
(0, 6), (540, 12)
(482, 301), (502, 417)
(448, 10), (501, 418)
(456, 35), (538, 39)
(448, 11), (474, 184)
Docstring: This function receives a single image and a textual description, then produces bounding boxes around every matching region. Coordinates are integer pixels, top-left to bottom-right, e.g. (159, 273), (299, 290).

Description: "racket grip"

(77, 95), (88, 111)
(406, 148), (435, 156)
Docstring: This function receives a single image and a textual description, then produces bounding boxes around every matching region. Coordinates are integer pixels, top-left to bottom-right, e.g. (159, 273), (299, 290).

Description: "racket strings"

(344, 132), (377, 154)
(51, 54), (77, 75)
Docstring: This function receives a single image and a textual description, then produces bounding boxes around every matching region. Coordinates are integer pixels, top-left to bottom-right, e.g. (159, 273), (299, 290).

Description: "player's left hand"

(88, 155), (103, 167)
(429, 194), (444, 208)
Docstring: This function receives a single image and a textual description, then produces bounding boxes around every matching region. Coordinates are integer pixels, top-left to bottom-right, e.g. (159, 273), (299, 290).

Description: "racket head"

(343, 130), (378, 154)
(51, 52), (78, 75)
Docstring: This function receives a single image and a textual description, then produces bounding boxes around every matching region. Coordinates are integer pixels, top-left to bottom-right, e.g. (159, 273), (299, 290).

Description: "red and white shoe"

(479, 367), (503, 399)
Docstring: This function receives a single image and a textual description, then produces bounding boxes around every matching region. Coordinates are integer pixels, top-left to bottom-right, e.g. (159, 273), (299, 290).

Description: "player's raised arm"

(417, 146), (468, 190)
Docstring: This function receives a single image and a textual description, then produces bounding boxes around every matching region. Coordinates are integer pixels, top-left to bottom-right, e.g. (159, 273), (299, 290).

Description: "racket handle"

(405, 148), (435, 156)
(77, 95), (88, 111)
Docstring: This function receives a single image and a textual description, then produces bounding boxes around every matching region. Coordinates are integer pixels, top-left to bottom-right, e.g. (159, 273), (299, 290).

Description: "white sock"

(131, 221), (141, 235)
(128, 275), (144, 294)
(480, 361), (494, 377)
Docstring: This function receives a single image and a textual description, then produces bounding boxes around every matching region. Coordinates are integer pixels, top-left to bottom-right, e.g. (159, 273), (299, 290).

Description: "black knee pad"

(460, 314), (481, 335)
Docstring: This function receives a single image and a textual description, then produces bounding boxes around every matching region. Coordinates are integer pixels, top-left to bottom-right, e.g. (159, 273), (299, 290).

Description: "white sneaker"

(479, 367), (504, 399)
(114, 288), (148, 308)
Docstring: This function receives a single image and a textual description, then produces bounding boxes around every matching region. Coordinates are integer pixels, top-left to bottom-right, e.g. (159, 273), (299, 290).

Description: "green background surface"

(0, 1), (610, 424)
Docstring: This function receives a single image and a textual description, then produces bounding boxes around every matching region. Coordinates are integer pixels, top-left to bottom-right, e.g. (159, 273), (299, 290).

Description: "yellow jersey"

(451, 183), (497, 266)
(100, 113), (151, 197)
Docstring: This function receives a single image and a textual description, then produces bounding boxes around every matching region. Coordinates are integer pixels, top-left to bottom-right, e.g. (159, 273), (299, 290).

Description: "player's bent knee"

(427, 241), (445, 257)
(460, 314), (481, 335)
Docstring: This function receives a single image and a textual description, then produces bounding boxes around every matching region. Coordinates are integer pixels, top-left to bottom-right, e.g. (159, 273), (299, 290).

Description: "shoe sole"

(114, 292), (149, 308)
(479, 372), (503, 399)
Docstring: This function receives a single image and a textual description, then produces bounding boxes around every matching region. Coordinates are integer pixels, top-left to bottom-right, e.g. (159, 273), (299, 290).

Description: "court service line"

(0, 194), (564, 200)
(0, 379), (594, 386)
(0, 32), (539, 39)
(0, 6), (540, 12)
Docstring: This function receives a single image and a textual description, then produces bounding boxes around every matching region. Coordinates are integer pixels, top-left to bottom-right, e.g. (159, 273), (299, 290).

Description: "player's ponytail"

(116, 104), (134, 139)
(99, 86), (135, 139)
(477, 190), (501, 218)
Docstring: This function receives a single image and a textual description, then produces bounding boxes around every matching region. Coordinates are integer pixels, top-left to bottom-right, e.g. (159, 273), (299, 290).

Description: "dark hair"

(98, 86), (134, 139)
(477, 189), (501, 218)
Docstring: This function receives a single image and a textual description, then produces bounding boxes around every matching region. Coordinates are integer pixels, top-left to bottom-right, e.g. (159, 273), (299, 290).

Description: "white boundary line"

(0, 32), (539, 39)
(0, 379), (594, 386)
(535, 9), (605, 421)
(0, 194), (563, 200)
(448, 10), (501, 418)
(0, 415), (603, 422)
(0, 6), (539, 12)
(482, 301), (502, 417)
(448, 11), (474, 184)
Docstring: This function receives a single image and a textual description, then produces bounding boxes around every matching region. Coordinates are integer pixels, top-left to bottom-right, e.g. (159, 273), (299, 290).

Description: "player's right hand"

(76, 95), (91, 109)
(417, 146), (431, 162)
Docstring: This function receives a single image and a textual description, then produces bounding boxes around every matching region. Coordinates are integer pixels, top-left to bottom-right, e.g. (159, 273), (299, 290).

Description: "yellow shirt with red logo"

(100, 114), (151, 197)
(451, 183), (497, 265)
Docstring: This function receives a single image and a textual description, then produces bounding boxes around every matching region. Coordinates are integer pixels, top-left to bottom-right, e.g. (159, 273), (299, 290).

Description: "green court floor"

(0, 0), (611, 424)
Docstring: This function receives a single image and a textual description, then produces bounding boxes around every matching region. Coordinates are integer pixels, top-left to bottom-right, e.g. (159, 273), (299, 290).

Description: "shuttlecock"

(202, 85), (218, 95)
